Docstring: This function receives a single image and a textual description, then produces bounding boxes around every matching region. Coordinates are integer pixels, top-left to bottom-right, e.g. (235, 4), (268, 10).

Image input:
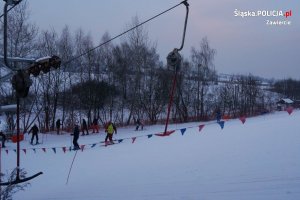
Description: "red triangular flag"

(286, 107), (293, 115)
(22, 149), (26, 154)
(199, 125), (205, 132)
(132, 137), (136, 143)
(239, 116), (246, 124)
(42, 148), (46, 153)
(62, 147), (66, 153)
(80, 145), (85, 152)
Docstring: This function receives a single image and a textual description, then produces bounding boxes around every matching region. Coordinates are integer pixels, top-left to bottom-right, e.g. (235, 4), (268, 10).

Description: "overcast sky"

(1, 0), (299, 79)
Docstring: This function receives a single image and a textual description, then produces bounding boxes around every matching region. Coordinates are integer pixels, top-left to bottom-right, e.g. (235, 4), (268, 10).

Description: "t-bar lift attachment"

(164, 0), (189, 134)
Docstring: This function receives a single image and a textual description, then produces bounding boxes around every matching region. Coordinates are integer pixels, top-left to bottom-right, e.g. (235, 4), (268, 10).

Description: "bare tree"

(191, 37), (216, 119)
(0, 168), (30, 200)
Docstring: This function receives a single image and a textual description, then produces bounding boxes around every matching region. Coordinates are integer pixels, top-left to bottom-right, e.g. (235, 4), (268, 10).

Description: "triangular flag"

(52, 148), (56, 154)
(91, 144), (96, 148)
(13, 149), (16, 153)
(180, 128), (186, 136)
(32, 148), (36, 153)
(22, 149), (26, 154)
(42, 148), (46, 153)
(147, 134), (153, 138)
(62, 147), (67, 153)
(218, 121), (225, 129)
(118, 139), (123, 143)
(6, 150), (8, 154)
(132, 137), (136, 143)
(199, 124), (205, 132)
(239, 116), (246, 124)
(286, 107), (293, 115)
(80, 145), (85, 152)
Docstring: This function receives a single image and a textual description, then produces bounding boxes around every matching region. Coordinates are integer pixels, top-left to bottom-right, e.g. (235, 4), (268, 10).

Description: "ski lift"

(0, 96), (43, 186)
(164, 0), (189, 134)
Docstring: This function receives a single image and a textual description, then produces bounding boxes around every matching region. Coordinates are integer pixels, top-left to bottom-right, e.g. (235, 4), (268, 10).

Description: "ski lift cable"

(63, 0), (188, 67)
(0, 0), (22, 19)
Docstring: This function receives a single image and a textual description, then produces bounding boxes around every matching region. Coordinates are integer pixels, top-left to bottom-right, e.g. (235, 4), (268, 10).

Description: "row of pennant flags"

(1, 107), (295, 155)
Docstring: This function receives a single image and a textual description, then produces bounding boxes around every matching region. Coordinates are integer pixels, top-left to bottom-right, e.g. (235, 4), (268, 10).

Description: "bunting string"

(1, 109), (296, 155)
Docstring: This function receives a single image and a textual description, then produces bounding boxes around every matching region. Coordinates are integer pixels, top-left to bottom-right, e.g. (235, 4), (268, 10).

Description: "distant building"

(276, 98), (294, 111)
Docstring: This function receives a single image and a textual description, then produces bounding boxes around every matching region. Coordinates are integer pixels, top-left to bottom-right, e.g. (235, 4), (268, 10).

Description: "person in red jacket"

(92, 117), (99, 133)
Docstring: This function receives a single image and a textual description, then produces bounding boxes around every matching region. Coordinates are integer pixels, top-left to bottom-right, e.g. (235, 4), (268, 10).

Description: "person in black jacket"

(135, 118), (144, 131)
(56, 119), (62, 135)
(92, 117), (99, 133)
(29, 124), (39, 145)
(0, 131), (6, 148)
(81, 119), (89, 136)
(73, 125), (80, 150)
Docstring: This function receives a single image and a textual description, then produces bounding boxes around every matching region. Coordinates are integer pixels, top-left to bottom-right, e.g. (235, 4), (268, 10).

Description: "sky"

(0, 0), (299, 79)
(2, 110), (300, 199)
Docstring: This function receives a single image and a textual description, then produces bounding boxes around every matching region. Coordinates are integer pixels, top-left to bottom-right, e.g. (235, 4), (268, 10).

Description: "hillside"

(2, 110), (300, 200)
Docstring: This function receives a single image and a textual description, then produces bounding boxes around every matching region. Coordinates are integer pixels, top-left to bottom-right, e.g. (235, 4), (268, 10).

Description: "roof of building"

(277, 98), (294, 104)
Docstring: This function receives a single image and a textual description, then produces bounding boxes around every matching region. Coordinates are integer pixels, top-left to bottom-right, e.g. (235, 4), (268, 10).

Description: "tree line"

(0, 1), (298, 133)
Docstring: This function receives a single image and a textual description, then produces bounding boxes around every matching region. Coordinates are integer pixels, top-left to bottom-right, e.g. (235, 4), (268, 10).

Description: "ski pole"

(66, 150), (78, 185)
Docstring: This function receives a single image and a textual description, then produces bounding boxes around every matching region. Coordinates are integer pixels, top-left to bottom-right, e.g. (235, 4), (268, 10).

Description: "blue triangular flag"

(52, 148), (56, 154)
(147, 134), (153, 138)
(118, 139), (123, 143)
(91, 144), (97, 148)
(218, 121), (225, 129)
(180, 128), (186, 135)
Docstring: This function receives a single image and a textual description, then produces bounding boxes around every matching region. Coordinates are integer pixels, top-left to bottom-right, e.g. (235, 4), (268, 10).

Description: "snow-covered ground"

(2, 110), (300, 200)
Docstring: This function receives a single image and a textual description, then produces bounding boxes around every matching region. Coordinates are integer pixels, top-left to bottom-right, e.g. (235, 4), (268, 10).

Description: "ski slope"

(2, 110), (300, 200)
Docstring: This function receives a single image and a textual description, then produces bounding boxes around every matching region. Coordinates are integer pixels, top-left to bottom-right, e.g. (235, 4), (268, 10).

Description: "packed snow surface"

(2, 110), (300, 200)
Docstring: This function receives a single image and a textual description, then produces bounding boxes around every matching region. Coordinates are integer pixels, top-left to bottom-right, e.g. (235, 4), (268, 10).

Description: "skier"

(29, 124), (39, 145)
(215, 108), (222, 122)
(73, 124), (80, 150)
(135, 118), (144, 131)
(0, 131), (6, 148)
(92, 117), (99, 133)
(81, 119), (89, 135)
(105, 121), (117, 144)
(56, 119), (62, 135)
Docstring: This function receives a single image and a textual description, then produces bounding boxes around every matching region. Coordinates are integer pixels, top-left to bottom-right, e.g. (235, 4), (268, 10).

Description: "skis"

(30, 142), (42, 146)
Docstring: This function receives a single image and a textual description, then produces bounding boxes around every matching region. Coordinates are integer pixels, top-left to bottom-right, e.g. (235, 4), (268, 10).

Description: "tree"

(0, 168), (30, 200)
(191, 37), (216, 119)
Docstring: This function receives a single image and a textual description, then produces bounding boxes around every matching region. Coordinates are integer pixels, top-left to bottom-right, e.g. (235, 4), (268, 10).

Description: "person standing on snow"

(215, 108), (222, 122)
(81, 119), (89, 135)
(29, 124), (39, 145)
(73, 124), (80, 150)
(0, 131), (6, 148)
(135, 118), (144, 131)
(92, 117), (99, 133)
(105, 121), (117, 144)
(56, 119), (62, 135)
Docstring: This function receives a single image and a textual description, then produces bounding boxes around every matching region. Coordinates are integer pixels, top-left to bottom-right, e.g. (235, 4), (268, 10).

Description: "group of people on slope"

(1, 117), (143, 150)
(72, 120), (117, 150)
(56, 117), (100, 136)
(0, 124), (40, 147)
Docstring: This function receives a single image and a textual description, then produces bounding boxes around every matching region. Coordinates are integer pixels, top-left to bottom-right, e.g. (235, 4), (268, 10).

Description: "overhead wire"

(63, 0), (188, 66)
(0, 1), (22, 19)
